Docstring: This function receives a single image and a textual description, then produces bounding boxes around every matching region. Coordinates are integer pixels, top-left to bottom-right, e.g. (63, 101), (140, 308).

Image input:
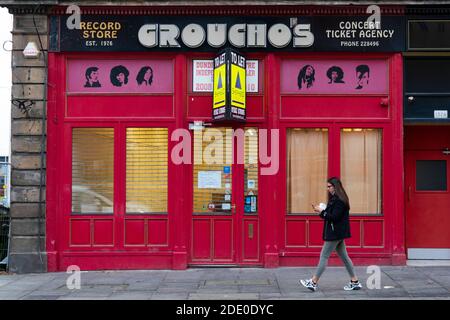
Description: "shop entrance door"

(189, 127), (261, 265)
(405, 150), (450, 259)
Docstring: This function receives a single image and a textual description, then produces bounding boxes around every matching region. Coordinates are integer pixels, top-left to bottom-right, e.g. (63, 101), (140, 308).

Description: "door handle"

(231, 204), (236, 214)
(408, 186), (411, 202)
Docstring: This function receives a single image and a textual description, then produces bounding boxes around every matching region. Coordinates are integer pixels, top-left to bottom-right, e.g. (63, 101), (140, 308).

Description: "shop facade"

(3, 2), (429, 273)
(41, 5), (406, 271)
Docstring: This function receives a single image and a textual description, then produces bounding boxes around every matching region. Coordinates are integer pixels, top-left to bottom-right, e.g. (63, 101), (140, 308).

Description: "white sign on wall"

(193, 60), (214, 92)
(245, 60), (258, 93)
(193, 59), (258, 93)
(198, 171), (222, 189)
(434, 110), (448, 119)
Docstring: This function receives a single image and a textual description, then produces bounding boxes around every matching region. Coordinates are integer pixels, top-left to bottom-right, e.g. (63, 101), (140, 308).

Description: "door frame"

(405, 149), (450, 259)
(188, 124), (263, 266)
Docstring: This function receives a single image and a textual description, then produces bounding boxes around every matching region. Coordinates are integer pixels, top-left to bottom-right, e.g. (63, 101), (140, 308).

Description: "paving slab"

(151, 293), (189, 300)
(0, 289), (30, 300)
(2, 265), (450, 300)
(189, 293), (259, 300)
(107, 292), (153, 300)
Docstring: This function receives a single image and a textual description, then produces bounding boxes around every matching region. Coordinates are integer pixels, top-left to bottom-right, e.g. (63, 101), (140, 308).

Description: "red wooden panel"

(243, 219), (259, 260)
(93, 219), (114, 246)
(285, 220), (307, 247)
(247, 96), (264, 119)
(308, 220), (324, 247)
(187, 95), (264, 119)
(363, 221), (384, 247)
(346, 220), (362, 247)
(281, 96), (389, 119)
(124, 219), (145, 246)
(213, 219), (233, 260)
(192, 219), (211, 260)
(67, 95), (174, 118)
(405, 126), (450, 151)
(70, 219), (91, 246)
(148, 219), (168, 246)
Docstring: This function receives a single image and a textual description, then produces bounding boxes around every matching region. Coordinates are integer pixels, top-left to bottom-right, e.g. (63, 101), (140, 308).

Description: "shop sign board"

(50, 15), (405, 52)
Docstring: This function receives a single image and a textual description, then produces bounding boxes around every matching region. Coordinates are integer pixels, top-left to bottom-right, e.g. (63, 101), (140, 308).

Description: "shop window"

(409, 20), (450, 51)
(126, 128), (168, 214)
(341, 128), (382, 215)
(72, 128), (114, 214)
(193, 128), (233, 214)
(244, 128), (258, 215)
(416, 160), (447, 191)
(287, 128), (329, 214)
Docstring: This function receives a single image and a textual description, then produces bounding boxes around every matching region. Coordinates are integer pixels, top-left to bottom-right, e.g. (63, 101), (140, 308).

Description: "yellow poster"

(231, 63), (246, 109)
(213, 64), (226, 109)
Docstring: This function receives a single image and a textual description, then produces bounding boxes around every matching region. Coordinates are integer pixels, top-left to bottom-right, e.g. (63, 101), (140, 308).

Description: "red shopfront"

(46, 6), (406, 271)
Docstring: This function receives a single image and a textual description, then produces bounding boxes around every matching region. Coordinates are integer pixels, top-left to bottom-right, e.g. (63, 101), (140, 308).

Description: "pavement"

(1, 264), (450, 300)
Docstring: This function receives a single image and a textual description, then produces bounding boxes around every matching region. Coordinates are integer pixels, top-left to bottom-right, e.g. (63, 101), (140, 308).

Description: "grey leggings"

(315, 240), (356, 279)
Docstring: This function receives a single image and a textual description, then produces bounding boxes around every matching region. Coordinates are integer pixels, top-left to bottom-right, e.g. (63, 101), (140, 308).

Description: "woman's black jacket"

(319, 195), (351, 241)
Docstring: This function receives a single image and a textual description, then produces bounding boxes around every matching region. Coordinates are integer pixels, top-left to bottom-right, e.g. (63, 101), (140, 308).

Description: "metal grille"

(0, 206), (9, 270)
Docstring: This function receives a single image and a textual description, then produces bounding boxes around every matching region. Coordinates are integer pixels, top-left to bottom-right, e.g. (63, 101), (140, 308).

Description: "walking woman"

(300, 177), (362, 292)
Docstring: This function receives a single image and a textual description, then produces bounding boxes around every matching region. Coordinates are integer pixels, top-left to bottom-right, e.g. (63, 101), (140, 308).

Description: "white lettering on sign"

(246, 60), (258, 92)
(193, 60), (214, 92)
(193, 59), (259, 93)
(138, 22), (314, 49)
(434, 110), (448, 119)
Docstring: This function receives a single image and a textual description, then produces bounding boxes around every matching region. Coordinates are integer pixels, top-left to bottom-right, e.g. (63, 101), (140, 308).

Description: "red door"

(190, 126), (261, 265)
(405, 150), (450, 259)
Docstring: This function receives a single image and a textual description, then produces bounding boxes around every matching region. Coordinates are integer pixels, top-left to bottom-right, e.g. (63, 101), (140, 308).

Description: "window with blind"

(72, 128), (114, 214)
(193, 128), (233, 214)
(244, 128), (258, 215)
(287, 128), (329, 214)
(126, 128), (168, 214)
(341, 128), (382, 215)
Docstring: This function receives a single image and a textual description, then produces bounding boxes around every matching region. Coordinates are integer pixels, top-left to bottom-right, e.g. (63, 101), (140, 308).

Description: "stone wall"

(9, 12), (48, 273)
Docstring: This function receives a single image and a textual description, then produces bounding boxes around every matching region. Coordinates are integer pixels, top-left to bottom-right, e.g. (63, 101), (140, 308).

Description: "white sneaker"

(344, 281), (362, 291)
(300, 279), (317, 292)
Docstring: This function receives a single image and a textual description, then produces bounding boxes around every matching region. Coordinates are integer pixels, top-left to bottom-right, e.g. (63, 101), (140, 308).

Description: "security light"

(23, 41), (40, 58)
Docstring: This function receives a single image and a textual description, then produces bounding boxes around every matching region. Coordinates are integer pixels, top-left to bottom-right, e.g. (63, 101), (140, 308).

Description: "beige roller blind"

(126, 128), (168, 214)
(287, 128), (329, 214)
(72, 128), (114, 214)
(341, 128), (382, 214)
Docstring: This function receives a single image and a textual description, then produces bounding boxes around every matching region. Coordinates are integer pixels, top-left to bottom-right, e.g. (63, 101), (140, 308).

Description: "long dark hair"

(327, 177), (350, 209)
(110, 65), (129, 87)
(297, 64), (315, 89)
(136, 66), (153, 85)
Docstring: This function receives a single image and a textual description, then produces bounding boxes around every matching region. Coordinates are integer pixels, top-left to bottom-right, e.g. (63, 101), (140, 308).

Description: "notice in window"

(198, 171), (222, 189)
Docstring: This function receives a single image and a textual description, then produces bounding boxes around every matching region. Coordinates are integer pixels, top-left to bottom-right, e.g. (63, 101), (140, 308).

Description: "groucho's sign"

(49, 15), (405, 52)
